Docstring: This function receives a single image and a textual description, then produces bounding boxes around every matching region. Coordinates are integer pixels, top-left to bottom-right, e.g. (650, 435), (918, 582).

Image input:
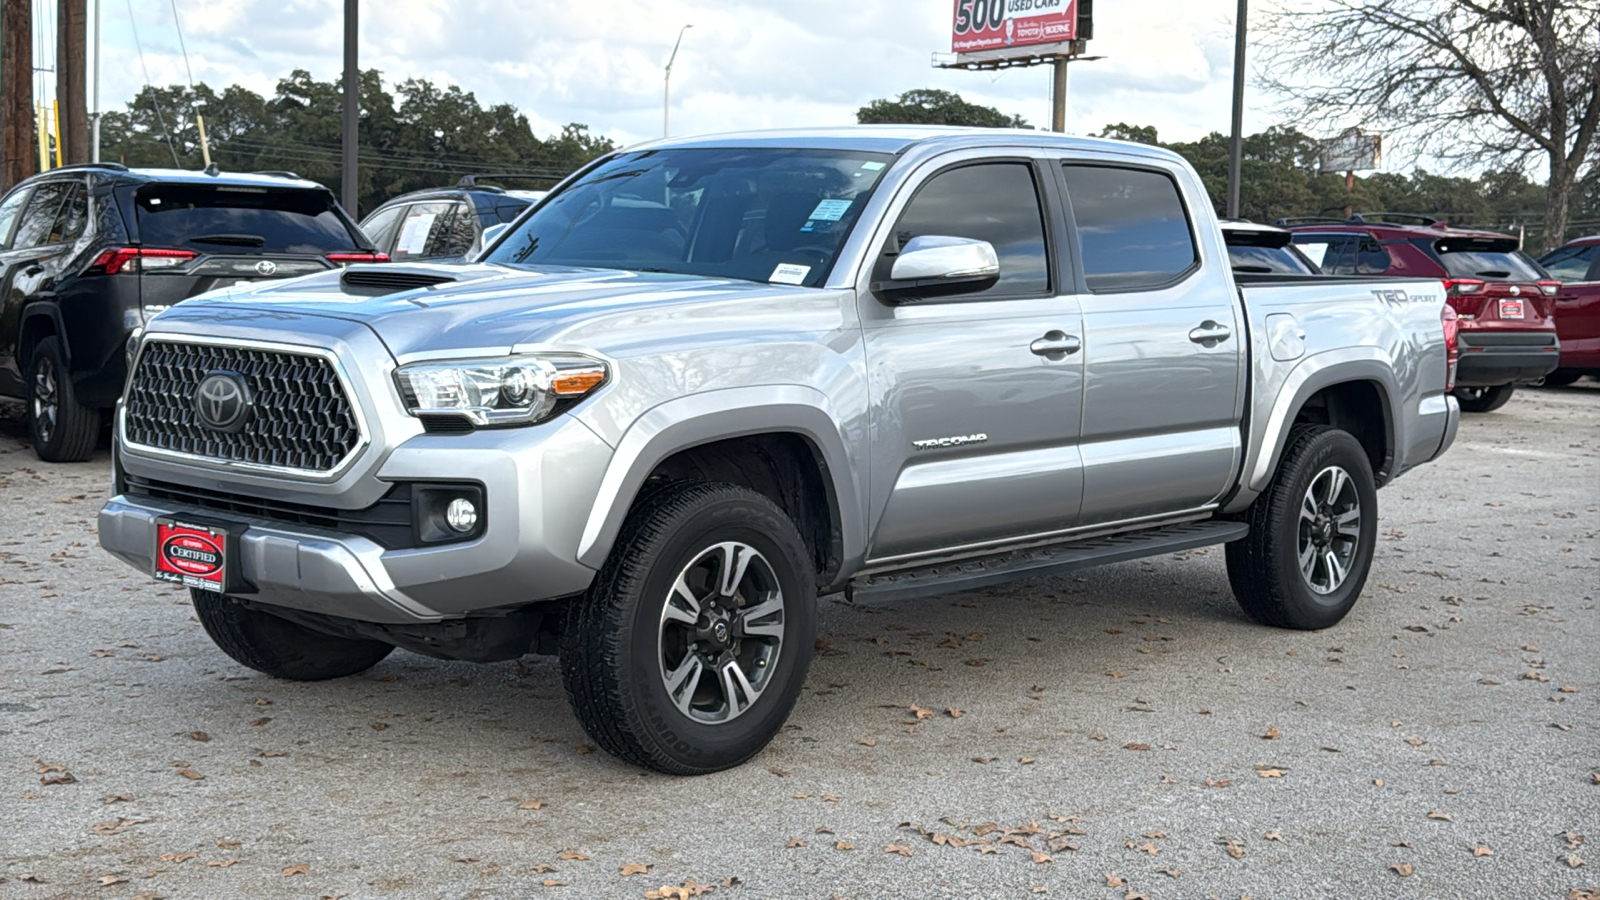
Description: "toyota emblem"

(254, 259), (278, 276)
(1508, 285), (1521, 295)
(194, 372), (252, 433)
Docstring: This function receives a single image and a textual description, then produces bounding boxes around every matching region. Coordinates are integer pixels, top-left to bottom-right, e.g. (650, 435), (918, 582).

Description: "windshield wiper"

(188, 233), (267, 247)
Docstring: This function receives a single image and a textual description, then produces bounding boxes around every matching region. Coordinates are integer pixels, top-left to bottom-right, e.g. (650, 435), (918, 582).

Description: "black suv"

(0, 163), (381, 461)
(358, 174), (550, 262)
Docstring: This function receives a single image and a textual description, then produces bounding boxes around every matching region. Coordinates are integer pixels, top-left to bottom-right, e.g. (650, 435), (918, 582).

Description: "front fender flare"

(575, 385), (866, 572)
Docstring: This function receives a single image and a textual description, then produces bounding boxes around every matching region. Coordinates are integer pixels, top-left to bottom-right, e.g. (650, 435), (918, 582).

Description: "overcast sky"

(64, 0), (1288, 150)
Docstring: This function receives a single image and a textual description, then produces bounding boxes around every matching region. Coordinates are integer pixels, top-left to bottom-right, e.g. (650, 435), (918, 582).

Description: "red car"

(1535, 235), (1600, 385)
(1282, 214), (1560, 412)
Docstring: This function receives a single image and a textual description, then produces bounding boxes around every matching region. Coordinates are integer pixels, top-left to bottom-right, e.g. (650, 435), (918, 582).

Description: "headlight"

(394, 354), (608, 427)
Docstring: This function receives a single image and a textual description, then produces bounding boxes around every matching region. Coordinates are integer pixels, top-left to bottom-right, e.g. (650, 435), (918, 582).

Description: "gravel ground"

(1, 386), (1596, 900)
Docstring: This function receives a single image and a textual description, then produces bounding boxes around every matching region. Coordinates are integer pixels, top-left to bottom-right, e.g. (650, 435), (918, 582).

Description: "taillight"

(1441, 277), (1485, 317)
(1441, 304), (1459, 392)
(88, 247), (196, 275)
(1537, 280), (1560, 297)
(326, 252), (390, 265)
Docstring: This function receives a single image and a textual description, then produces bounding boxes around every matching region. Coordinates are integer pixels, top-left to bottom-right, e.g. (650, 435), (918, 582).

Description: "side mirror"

(470, 223), (511, 261)
(875, 235), (1000, 301)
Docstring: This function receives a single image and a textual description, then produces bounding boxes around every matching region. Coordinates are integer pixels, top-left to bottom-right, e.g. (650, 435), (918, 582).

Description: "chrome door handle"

(1188, 321), (1232, 347)
(1030, 331), (1081, 357)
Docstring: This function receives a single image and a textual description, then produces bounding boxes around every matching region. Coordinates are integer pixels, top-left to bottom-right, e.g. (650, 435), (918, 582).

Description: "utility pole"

(57, 0), (88, 165)
(1, 0), (34, 189)
(340, 0), (358, 213)
(663, 24), (692, 138)
(1225, 0), (1248, 219)
(1050, 58), (1068, 132)
(90, 0), (99, 161)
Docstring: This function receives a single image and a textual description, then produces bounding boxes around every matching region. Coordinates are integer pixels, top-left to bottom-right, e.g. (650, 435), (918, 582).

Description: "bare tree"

(1257, 0), (1600, 249)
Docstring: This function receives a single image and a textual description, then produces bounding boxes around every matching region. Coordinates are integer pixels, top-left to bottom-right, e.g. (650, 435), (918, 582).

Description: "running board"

(845, 520), (1249, 605)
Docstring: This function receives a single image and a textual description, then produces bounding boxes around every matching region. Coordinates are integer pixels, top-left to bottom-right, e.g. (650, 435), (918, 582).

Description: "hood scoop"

(340, 265), (458, 295)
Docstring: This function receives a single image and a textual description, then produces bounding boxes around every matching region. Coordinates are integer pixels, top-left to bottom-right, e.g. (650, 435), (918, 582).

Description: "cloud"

(88, 0), (1276, 146)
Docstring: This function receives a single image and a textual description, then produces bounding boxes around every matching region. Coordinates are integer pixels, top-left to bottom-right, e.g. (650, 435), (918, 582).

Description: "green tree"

(96, 70), (615, 216)
(856, 89), (1028, 129)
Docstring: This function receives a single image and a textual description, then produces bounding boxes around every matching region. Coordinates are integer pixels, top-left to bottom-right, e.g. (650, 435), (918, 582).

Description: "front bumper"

(101, 415), (615, 624)
(1455, 331), (1560, 386)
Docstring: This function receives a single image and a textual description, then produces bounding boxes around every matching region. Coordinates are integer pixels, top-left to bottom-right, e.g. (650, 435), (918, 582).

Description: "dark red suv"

(1281, 214), (1560, 412)
(1535, 234), (1600, 385)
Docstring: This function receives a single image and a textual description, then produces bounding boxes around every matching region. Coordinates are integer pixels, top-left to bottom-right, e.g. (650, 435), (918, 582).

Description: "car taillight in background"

(1440, 277), (1486, 318)
(1537, 280), (1560, 297)
(326, 252), (390, 265)
(88, 247), (196, 275)
(1441, 304), (1459, 392)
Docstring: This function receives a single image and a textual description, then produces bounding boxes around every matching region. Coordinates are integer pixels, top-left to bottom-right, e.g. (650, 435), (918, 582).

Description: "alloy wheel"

(31, 357), (58, 445)
(1297, 465), (1362, 595)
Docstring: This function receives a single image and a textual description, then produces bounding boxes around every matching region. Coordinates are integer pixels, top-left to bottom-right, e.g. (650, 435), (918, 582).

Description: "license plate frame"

(1498, 297), (1525, 319)
(153, 517), (245, 593)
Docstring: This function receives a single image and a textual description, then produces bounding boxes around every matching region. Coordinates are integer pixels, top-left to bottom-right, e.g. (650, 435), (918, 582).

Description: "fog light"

(445, 498), (479, 533)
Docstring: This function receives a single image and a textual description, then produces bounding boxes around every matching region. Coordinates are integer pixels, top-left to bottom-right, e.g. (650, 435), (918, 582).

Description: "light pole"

(663, 24), (692, 138)
(1226, 0), (1248, 219)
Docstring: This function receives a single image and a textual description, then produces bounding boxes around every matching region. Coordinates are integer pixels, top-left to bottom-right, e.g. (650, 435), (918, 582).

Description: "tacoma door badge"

(912, 433), (988, 450)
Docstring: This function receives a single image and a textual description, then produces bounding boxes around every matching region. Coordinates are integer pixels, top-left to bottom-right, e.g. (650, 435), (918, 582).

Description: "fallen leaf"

(281, 864), (309, 878)
(1568, 855), (1587, 868)
(946, 708), (964, 718)
(1221, 839), (1245, 859)
(1427, 811), (1454, 821)
(971, 756), (997, 764)
(1123, 743), (1151, 752)
(785, 839), (805, 849)
(857, 739), (877, 747)
(620, 863), (651, 876)
(98, 875), (130, 886)
(541, 880), (567, 887)
(175, 768), (203, 780)
(910, 705), (934, 720)
(1472, 846), (1492, 857)
(370, 722), (388, 731)
(1389, 862), (1414, 877)
(1105, 875), (1127, 887)
(575, 744), (592, 755)
(250, 717), (271, 726)
(835, 840), (855, 851)
(1205, 778), (1232, 788)
(1264, 831), (1283, 841)
(1155, 866), (1181, 878)
(1262, 725), (1281, 740)
(1019, 757), (1036, 765)
(518, 800), (545, 810)
(215, 839), (242, 849)
(531, 864), (556, 874)
(884, 844), (913, 857)
(557, 850), (589, 861)
(206, 859), (237, 868)
(1256, 768), (1285, 778)
(1374, 779), (1385, 787)
(1030, 849), (1052, 864)
(767, 766), (789, 778)
(190, 731), (210, 742)
(157, 852), (198, 864)
(19, 874), (45, 884)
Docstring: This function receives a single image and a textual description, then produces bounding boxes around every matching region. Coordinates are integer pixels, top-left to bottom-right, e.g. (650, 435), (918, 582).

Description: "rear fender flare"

(18, 300), (68, 370)
(1234, 349), (1400, 506)
(575, 385), (866, 571)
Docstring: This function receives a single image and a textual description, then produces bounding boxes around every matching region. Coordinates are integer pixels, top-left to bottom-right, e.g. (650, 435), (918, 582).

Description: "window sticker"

(395, 212), (438, 255)
(769, 263), (811, 285)
(859, 161), (887, 171)
(807, 199), (853, 222)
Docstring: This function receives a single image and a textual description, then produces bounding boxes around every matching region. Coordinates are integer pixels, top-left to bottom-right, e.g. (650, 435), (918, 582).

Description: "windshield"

(482, 147), (895, 287)
(136, 184), (359, 254)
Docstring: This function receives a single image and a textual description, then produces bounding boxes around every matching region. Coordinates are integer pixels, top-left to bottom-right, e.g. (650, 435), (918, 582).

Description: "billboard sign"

(952, 0), (1078, 54)
(1319, 130), (1382, 173)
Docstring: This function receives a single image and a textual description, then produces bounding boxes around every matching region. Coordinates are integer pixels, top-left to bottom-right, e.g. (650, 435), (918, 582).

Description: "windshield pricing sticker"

(395, 212), (438, 256)
(1498, 298), (1525, 319)
(769, 263), (811, 285)
(806, 199), (852, 222)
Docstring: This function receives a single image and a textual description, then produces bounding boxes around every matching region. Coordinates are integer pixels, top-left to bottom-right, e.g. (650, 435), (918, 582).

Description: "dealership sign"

(952, 0), (1078, 53)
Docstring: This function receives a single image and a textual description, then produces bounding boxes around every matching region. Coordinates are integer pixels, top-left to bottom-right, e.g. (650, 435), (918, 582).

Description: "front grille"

(125, 475), (417, 550)
(125, 341), (362, 473)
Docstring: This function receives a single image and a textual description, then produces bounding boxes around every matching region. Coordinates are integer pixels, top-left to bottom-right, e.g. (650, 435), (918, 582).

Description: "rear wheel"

(560, 482), (816, 775)
(1226, 425), (1377, 630)
(191, 590), (394, 681)
(1453, 383), (1515, 412)
(28, 337), (99, 462)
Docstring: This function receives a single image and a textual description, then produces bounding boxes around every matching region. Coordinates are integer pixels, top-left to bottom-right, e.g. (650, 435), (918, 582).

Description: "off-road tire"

(1453, 383), (1515, 412)
(192, 590), (394, 680)
(560, 482), (816, 775)
(28, 337), (99, 462)
(1226, 425), (1378, 630)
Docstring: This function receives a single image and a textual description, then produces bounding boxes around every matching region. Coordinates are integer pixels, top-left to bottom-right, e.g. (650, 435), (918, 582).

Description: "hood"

(156, 262), (821, 359)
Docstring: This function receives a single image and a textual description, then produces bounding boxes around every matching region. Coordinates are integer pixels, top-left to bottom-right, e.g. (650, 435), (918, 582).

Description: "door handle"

(1030, 331), (1081, 357)
(1188, 321), (1232, 347)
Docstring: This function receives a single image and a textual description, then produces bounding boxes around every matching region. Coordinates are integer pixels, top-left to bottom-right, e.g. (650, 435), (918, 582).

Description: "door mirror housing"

(875, 235), (1000, 301)
(471, 223), (511, 261)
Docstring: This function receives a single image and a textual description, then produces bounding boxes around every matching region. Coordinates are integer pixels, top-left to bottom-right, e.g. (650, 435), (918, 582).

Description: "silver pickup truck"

(99, 128), (1460, 774)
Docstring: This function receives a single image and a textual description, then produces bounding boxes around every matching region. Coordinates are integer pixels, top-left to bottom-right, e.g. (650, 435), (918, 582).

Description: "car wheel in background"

(1453, 383), (1516, 412)
(560, 482), (816, 775)
(28, 337), (99, 462)
(192, 590), (395, 680)
(1226, 424), (1378, 630)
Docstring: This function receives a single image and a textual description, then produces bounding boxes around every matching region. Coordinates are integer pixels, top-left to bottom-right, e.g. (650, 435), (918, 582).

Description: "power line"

(124, 0), (180, 166)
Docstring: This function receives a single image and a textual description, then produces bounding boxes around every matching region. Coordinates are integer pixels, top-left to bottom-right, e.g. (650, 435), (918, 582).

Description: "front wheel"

(1453, 383), (1515, 412)
(560, 483), (816, 775)
(1226, 425), (1378, 630)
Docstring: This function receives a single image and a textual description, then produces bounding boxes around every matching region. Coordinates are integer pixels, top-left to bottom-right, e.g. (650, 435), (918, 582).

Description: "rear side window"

(885, 162), (1050, 296)
(1535, 245), (1595, 281)
(12, 182), (73, 249)
(1291, 234), (1390, 275)
(55, 184), (89, 244)
(135, 185), (357, 254)
(359, 204), (406, 253)
(1228, 244), (1318, 275)
(1063, 165), (1197, 291)
(390, 200), (477, 260)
